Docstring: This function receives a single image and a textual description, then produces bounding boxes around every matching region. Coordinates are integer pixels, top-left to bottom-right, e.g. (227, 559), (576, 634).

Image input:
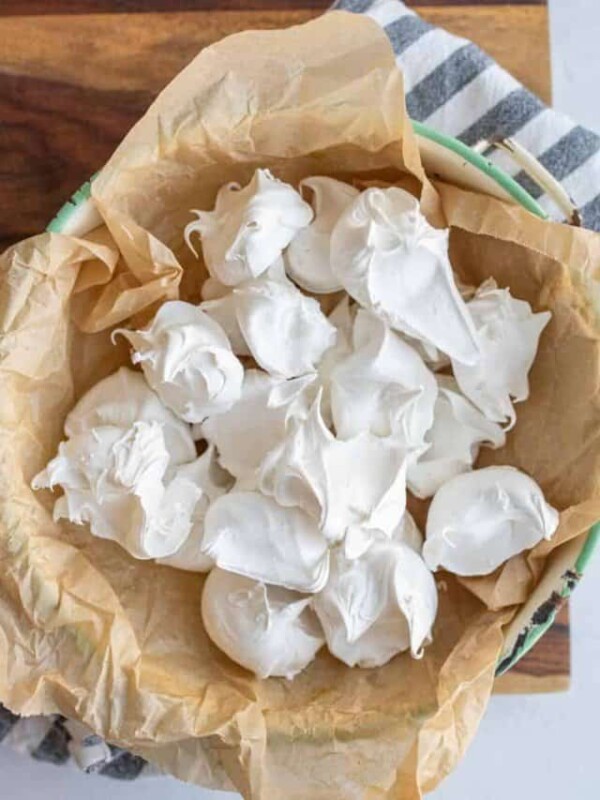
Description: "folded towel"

(335, 0), (600, 230)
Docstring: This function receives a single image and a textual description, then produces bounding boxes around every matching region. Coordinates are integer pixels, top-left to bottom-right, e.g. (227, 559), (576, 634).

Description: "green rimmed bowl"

(47, 121), (600, 676)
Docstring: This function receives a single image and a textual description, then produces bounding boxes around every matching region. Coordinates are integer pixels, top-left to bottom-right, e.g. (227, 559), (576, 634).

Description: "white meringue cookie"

(330, 187), (480, 365)
(65, 366), (196, 465)
(393, 511), (424, 554)
(233, 277), (336, 378)
(285, 176), (359, 293)
(452, 280), (551, 426)
(318, 297), (356, 424)
(201, 261), (336, 378)
(313, 538), (438, 668)
(343, 510), (423, 560)
(32, 421), (202, 560)
(318, 297), (355, 381)
(184, 169), (313, 286)
(114, 301), (244, 424)
(423, 466), (559, 577)
(157, 446), (233, 572)
(330, 310), (438, 453)
(203, 492), (330, 593)
(201, 258), (288, 357)
(259, 394), (408, 544)
(201, 568), (325, 679)
(407, 375), (506, 499)
(200, 292), (250, 357)
(200, 369), (316, 481)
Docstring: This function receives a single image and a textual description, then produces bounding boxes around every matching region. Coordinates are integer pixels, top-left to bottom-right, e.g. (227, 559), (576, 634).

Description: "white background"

(3, 0), (600, 797)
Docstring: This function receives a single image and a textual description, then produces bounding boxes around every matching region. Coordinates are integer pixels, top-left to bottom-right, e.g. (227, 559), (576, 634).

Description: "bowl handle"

(473, 137), (581, 226)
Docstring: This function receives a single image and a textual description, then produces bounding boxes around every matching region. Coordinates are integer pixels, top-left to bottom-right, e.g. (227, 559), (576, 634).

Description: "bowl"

(46, 122), (600, 676)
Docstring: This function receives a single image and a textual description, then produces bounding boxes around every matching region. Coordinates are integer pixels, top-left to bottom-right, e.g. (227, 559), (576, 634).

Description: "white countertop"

(4, 1), (600, 797)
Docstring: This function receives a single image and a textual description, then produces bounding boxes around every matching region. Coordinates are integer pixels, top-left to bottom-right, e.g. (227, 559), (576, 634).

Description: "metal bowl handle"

(473, 137), (582, 226)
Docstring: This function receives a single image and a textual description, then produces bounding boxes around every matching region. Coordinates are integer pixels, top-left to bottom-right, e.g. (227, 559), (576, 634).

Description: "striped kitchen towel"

(0, 706), (152, 779)
(335, 0), (600, 229)
(2, 0), (599, 782)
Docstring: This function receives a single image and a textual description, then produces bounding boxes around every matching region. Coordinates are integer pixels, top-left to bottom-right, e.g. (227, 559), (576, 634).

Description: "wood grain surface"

(0, 6), (550, 249)
(0, 0), (548, 15)
(0, 2), (568, 692)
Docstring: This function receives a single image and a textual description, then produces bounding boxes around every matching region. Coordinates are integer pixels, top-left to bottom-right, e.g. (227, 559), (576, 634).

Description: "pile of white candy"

(33, 170), (559, 679)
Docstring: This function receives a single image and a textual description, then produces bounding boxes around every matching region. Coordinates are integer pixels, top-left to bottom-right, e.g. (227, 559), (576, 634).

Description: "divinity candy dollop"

(423, 466), (559, 576)
(185, 169), (313, 286)
(313, 533), (438, 668)
(202, 491), (330, 593)
(285, 176), (359, 293)
(452, 280), (551, 426)
(32, 421), (203, 560)
(407, 375), (505, 499)
(330, 186), (480, 365)
(259, 394), (408, 544)
(157, 445), (233, 572)
(203, 268), (336, 379)
(330, 309), (438, 453)
(200, 369), (317, 481)
(202, 568), (325, 679)
(114, 301), (244, 424)
(65, 366), (195, 464)
(33, 368), (205, 560)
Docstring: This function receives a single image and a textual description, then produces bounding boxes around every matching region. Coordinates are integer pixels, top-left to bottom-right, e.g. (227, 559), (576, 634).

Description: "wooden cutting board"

(0, 0), (568, 692)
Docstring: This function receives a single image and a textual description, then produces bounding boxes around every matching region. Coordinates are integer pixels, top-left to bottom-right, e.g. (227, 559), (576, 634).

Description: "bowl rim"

(46, 121), (599, 676)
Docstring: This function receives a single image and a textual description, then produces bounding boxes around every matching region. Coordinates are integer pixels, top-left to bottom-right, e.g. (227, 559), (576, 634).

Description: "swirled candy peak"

(330, 309), (438, 451)
(32, 421), (203, 560)
(313, 535), (438, 668)
(204, 269), (336, 379)
(452, 280), (551, 426)
(407, 375), (505, 499)
(114, 301), (244, 424)
(185, 169), (313, 286)
(259, 393), (408, 544)
(65, 366), (195, 465)
(200, 369), (317, 481)
(330, 186), (480, 365)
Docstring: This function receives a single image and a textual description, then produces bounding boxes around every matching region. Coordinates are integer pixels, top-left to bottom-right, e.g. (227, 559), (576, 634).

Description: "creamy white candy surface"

(114, 301), (244, 424)
(259, 394), (408, 544)
(203, 271), (336, 379)
(157, 445), (233, 572)
(452, 280), (551, 426)
(330, 309), (438, 452)
(407, 375), (505, 499)
(203, 491), (330, 593)
(185, 169), (313, 286)
(32, 421), (202, 560)
(313, 535), (438, 668)
(285, 176), (359, 293)
(202, 568), (325, 679)
(65, 366), (195, 464)
(201, 369), (317, 481)
(423, 466), (559, 576)
(330, 186), (480, 365)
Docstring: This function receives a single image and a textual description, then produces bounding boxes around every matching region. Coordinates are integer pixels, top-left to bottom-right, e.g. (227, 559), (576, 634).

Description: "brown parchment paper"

(1, 12), (600, 799)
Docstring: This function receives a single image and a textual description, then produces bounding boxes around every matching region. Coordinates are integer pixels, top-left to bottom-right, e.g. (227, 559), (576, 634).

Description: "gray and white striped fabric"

(335, 0), (600, 229)
(0, 705), (151, 779)
(4, 0), (600, 781)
